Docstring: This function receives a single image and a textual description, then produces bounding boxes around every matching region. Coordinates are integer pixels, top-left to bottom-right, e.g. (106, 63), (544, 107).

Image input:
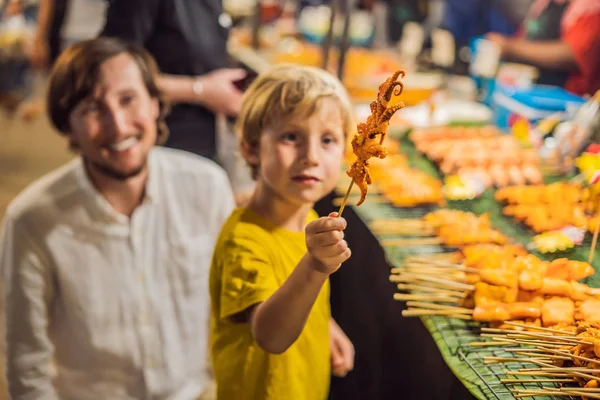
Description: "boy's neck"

(247, 183), (313, 232)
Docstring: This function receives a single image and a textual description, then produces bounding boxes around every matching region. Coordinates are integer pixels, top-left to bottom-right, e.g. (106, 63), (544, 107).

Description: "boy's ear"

(241, 141), (259, 167)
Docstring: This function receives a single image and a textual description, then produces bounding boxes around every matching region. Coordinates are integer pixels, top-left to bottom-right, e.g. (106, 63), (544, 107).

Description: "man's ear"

(63, 128), (81, 152)
(240, 140), (259, 167)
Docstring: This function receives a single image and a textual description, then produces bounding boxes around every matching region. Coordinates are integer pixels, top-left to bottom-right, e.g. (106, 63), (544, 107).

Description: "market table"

(227, 42), (598, 400)
(324, 135), (600, 400)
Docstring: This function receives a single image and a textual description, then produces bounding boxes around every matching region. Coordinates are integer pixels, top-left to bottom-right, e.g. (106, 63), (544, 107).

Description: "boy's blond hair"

(236, 64), (354, 179)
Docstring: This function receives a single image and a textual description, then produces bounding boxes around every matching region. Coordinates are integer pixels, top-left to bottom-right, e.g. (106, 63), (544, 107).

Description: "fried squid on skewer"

(345, 70), (406, 206)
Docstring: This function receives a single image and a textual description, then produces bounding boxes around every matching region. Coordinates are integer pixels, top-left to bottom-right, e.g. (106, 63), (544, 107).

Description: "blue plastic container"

(492, 84), (586, 130)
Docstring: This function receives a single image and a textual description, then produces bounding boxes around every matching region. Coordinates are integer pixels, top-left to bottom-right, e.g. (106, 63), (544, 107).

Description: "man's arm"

(486, 33), (578, 71)
(30, 0), (55, 69)
(156, 71), (245, 116)
(504, 39), (578, 71)
(1, 217), (58, 399)
(248, 214), (350, 354)
(102, 0), (244, 116)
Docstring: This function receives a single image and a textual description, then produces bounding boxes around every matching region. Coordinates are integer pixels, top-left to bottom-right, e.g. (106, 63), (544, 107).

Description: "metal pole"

(337, 0), (351, 81)
(252, 0), (261, 50)
(322, 0), (338, 70)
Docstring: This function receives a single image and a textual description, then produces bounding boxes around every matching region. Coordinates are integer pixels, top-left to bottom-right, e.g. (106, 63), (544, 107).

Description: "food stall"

(226, 3), (600, 398)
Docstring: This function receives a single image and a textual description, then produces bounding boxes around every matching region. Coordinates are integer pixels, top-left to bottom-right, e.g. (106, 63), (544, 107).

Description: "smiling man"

(0, 37), (234, 400)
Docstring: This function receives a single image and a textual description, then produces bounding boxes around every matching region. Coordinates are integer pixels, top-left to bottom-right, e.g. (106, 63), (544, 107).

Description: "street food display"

(410, 126), (544, 188)
(343, 70), (406, 208)
(228, 22), (600, 399)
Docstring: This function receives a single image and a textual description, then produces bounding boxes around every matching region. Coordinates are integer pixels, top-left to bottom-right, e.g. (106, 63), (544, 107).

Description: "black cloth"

(48, 0), (68, 65)
(315, 194), (475, 400)
(523, 1), (569, 88)
(102, 0), (229, 159)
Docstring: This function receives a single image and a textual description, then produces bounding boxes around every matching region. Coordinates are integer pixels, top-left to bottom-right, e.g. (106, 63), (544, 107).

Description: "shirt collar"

(74, 151), (160, 224)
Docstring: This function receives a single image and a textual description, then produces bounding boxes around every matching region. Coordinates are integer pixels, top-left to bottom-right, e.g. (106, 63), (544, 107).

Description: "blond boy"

(209, 65), (356, 399)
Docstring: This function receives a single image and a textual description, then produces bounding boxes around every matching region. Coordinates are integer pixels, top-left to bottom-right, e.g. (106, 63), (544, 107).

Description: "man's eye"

(121, 95), (135, 105)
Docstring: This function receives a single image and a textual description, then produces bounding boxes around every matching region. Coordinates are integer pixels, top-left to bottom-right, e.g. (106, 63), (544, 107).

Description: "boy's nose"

(302, 141), (320, 166)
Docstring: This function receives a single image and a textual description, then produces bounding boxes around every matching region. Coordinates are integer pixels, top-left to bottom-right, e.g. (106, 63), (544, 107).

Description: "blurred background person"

(29, 0), (106, 69)
(486, 0), (600, 96)
(101, 0), (245, 161)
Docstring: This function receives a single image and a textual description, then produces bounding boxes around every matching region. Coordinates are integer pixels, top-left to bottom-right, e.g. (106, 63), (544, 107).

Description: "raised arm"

(1, 217), (58, 399)
(249, 213), (350, 354)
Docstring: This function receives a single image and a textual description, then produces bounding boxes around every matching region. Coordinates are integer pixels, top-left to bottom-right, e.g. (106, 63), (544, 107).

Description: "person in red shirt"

(486, 0), (600, 97)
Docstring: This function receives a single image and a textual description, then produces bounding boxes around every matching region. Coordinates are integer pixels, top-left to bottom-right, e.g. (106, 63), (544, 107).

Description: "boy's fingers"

(328, 212), (339, 218)
(315, 230), (345, 246)
(306, 231), (344, 249)
(308, 217), (346, 234)
(320, 240), (349, 258)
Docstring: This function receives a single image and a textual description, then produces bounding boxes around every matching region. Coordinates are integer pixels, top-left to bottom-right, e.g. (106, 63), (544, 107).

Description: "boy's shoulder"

(219, 208), (274, 244)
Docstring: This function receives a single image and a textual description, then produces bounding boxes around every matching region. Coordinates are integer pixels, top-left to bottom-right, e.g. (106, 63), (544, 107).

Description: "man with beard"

(0, 37), (234, 400)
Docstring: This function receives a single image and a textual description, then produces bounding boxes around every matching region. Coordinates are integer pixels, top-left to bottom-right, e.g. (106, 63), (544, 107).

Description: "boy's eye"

(322, 134), (338, 145)
(281, 133), (298, 142)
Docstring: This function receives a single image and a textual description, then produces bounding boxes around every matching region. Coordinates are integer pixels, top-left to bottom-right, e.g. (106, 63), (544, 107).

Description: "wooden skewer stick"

(405, 301), (472, 313)
(370, 227), (433, 236)
(337, 180), (354, 218)
(406, 259), (480, 273)
(513, 391), (600, 399)
(500, 378), (574, 384)
(395, 274), (474, 291)
(562, 388), (600, 393)
(482, 327), (585, 343)
(390, 276), (470, 293)
(396, 284), (467, 297)
(381, 237), (443, 247)
(503, 321), (577, 336)
(539, 367), (600, 374)
(541, 347), (600, 366)
(483, 356), (551, 365)
(470, 341), (513, 347)
(393, 293), (461, 302)
(590, 197), (600, 263)
(505, 371), (570, 377)
(482, 337), (566, 348)
(506, 332), (592, 345)
(401, 309), (472, 320)
(370, 218), (427, 228)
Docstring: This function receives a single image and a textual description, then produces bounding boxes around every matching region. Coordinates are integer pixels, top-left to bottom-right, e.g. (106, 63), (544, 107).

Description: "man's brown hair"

(47, 37), (170, 146)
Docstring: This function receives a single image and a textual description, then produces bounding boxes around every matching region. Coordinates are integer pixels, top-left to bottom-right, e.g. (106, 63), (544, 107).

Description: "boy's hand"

(330, 319), (354, 377)
(305, 212), (351, 274)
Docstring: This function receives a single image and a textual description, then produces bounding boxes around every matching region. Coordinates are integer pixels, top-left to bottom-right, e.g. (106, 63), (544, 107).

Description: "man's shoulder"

(152, 147), (229, 185)
(5, 160), (80, 224)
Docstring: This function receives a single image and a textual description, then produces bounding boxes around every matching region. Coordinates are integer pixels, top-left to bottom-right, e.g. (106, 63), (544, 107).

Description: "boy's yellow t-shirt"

(209, 208), (331, 400)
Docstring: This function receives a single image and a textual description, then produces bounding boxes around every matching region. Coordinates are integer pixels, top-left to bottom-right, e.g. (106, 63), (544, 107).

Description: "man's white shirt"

(0, 147), (235, 400)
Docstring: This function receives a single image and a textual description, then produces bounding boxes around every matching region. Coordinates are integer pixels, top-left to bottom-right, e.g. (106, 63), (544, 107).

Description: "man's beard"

(84, 157), (146, 181)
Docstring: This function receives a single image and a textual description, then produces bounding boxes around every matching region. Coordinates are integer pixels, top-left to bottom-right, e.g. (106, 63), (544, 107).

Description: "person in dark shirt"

(102, 0), (245, 160)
